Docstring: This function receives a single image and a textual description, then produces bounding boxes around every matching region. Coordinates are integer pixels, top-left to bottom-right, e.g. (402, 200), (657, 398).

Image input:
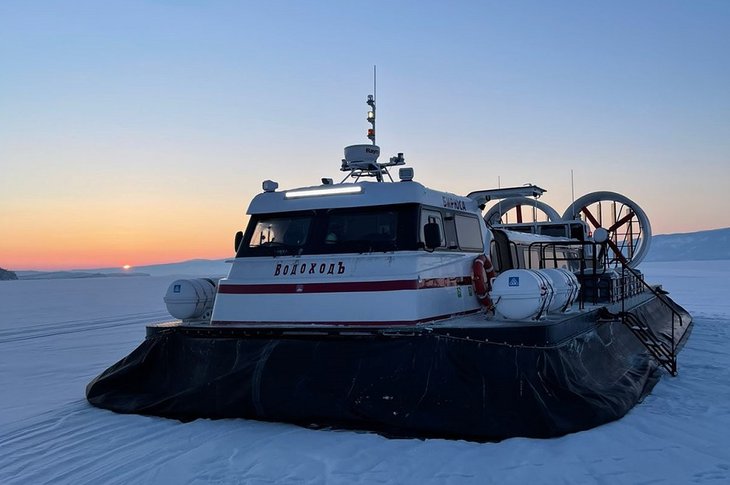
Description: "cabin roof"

(247, 181), (481, 215)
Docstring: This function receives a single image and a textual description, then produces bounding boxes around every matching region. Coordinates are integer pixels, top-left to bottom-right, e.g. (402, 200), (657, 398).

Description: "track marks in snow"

(0, 311), (169, 344)
(1, 406), (326, 485)
(2, 405), (218, 484)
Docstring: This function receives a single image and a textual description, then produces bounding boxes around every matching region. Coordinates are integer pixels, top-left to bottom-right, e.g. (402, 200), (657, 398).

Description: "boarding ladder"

(614, 254), (685, 376)
(620, 310), (678, 375)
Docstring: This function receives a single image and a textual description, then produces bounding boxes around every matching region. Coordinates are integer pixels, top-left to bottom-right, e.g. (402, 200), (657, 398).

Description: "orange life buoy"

(472, 254), (496, 308)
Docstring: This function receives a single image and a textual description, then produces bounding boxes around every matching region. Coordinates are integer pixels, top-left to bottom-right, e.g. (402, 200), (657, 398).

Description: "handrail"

(521, 239), (684, 375)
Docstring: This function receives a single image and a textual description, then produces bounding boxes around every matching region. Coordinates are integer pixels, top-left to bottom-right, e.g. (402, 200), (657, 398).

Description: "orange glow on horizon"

(0, 195), (247, 271)
(2, 176), (727, 272)
(1, 248), (235, 272)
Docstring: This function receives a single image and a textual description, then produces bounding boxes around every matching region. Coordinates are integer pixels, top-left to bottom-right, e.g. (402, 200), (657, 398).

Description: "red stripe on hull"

(218, 276), (473, 295)
(211, 308), (482, 327)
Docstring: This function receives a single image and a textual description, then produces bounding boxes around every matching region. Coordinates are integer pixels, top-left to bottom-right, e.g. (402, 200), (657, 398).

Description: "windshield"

(324, 210), (397, 252)
(249, 216), (311, 252)
(237, 204), (419, 257)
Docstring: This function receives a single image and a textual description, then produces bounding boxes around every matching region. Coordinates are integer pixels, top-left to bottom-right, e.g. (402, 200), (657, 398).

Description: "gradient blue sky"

(1, 1), (729, 269)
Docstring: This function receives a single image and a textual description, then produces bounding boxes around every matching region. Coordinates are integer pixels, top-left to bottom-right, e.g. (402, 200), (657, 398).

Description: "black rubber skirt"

(86, 295), (691, 441)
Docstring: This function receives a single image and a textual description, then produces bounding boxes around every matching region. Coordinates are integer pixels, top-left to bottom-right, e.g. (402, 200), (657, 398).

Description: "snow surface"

(1, 262), (729, 484)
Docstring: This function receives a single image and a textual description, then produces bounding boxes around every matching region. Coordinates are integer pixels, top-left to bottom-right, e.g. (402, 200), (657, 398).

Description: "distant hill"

(16, 271), (150, 280)
(0, 267), (19, 280)
(15, 258), (230, 280)
(645, 227), (730, 262)
(122, 258), (229, 277)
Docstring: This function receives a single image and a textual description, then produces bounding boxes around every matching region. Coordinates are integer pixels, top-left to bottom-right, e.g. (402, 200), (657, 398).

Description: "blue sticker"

(508, 277), (520, 287)
(173, 284), (181, 293)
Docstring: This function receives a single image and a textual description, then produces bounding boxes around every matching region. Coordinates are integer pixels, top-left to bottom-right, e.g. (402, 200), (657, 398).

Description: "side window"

(491, 229), (514, 271)
(443, 215), (458, 249)
(454, 214), (483, 251)
(420, 209), (445, 247)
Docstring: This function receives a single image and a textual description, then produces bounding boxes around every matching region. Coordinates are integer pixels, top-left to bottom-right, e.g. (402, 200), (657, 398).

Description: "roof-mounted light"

(262, 180), (278, 192)
(285, 185), (362, 199)
(399, 167), (414, 181)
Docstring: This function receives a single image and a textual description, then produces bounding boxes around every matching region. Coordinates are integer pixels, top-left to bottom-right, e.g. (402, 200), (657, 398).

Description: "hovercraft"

(87, 92), (692, 441)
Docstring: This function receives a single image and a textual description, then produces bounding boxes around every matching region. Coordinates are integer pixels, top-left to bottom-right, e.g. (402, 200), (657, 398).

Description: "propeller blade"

(581, 207), (601, 228)
(607, 239), (631, 266)
(608, 211), (635, 233)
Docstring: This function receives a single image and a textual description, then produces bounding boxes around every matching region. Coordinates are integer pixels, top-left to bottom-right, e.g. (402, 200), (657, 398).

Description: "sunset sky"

(2, 1), (729, 270)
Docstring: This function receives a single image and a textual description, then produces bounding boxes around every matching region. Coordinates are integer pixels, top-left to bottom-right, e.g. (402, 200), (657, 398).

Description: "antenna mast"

(340, 66), (405, 183)
(570, 169), (576, 219)
(367, 65), (376, 145)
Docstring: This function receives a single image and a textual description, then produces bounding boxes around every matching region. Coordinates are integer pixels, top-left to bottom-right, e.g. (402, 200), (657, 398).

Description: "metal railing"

(517, 239), (685, 375)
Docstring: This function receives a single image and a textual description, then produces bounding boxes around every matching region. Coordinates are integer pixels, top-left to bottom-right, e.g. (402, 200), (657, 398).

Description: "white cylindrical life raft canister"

(490, 269), (554, 320)
(163, 278), (217, 320)
(541, 268), (580, 312)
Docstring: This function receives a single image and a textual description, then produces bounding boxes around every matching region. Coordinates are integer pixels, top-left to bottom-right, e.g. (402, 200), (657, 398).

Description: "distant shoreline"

(12, 271), (151, 281)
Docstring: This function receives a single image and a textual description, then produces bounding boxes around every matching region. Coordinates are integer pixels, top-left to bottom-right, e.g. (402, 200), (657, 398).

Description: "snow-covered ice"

(1, 262), (729, 484)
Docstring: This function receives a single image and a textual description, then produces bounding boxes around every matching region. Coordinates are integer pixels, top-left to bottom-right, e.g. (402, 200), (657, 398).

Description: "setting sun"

(123, 265), (131, 270)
